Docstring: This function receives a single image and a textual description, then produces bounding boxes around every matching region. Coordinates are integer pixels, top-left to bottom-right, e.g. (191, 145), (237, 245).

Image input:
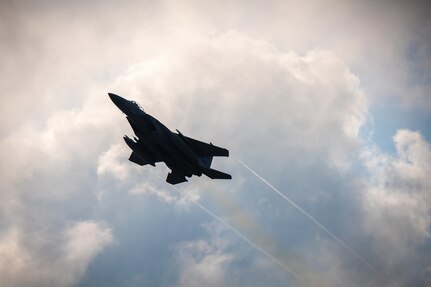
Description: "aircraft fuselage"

(109, 93), (231, 184)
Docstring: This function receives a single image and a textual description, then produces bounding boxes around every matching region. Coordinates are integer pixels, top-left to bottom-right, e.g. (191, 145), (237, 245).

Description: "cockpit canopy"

(131, 100), (145, 112)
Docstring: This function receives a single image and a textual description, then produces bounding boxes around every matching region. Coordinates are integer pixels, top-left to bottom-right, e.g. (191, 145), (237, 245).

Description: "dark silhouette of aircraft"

(109, 93), (231, 184)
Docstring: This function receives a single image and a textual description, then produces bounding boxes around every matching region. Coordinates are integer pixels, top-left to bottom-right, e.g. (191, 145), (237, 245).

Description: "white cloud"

(177, 244), (233, 287)
(108, 31), (429, 286)
(0, 221), (112, 287)
(0, 1), (429, 285)
(362, 130), (431, 282)
(130, 181), (201, 208)
(0, 77), (119, 287)
(112, 31), (367, 172)
(175, 223), (235, 287)
(62, 221), (113, 284)
(97, 144), (133, 181)
(103, 31), (375, 286)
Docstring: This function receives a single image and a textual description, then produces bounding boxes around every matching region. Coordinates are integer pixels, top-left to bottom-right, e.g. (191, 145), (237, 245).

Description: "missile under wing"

(109, 93), (231, 184)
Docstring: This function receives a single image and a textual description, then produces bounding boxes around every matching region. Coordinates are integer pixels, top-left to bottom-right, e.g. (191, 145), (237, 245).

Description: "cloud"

(0, 221), (112, 287)
(106, 31), (376, 286)
(109, 31), (431, 286)
(362, 130), (431, 284)
(0, 1), (430, 285)
(97, 144), (133, 181)
(139, 0), (431, 109)
(111, 31), (366, 172)
(0, 65), (119, 287)
(175, 223), (234, 287)
(174, 222), (296, 287)
(62, 221), (113, 283)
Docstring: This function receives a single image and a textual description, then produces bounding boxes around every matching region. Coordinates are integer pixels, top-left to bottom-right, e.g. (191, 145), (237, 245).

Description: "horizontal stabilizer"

(166, 171), (188, 185)
(129, 151), (148, 166)
(180, 134), (229, 157)
(202, 168), (232, 180)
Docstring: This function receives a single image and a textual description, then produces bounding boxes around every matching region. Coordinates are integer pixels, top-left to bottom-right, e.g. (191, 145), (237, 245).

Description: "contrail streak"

(170, 185), (307, 284)
(236, 157), (384, 279)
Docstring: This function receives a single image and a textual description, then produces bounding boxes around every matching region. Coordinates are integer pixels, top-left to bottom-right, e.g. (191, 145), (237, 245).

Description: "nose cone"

(108, 93), (130, 114)
(109, 93), (125, 107)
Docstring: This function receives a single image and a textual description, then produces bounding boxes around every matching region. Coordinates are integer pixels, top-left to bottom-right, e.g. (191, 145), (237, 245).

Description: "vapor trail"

(170, 185), (306, 284)
(236, 158), (384, 279)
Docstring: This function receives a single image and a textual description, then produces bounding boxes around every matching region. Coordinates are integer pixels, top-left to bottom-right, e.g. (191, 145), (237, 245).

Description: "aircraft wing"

(202, 167), (232, 179)
(181, 134), (229, 157)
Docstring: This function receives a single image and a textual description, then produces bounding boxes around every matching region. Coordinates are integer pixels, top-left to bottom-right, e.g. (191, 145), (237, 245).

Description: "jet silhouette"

(109, 93), (231, 184)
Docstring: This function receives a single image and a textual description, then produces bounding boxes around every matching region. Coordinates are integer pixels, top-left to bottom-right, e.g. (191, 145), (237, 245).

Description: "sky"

(1, 0), (430, 286)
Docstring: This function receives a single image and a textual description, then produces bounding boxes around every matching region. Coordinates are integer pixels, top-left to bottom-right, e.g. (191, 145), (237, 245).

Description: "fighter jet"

(109, 93), (231, 184)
